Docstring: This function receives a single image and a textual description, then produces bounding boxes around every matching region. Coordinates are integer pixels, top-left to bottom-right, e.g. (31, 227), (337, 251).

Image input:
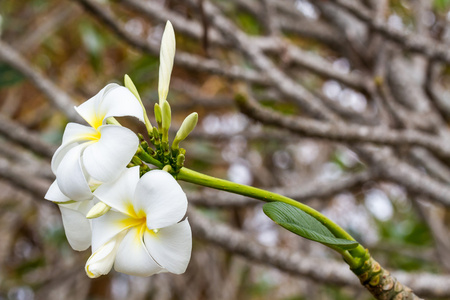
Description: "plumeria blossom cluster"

(45, 21), (196, 278)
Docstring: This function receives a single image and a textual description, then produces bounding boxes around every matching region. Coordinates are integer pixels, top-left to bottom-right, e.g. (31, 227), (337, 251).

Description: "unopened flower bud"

(152, 127), (160, 146)
(172, 112), (198, 150)
(132, 156), (142, 166)
(176, 153), (185, 168)
(124, 74), (153, 134)
(86, 202), (111, 219)
(124, 74), (141, 101)
(154, 103), (162, 131)
(140, 140), (149, 151)
(162, 164), (173, 173)
(161, 100), (171, 143)
(158, 21), (175, 104)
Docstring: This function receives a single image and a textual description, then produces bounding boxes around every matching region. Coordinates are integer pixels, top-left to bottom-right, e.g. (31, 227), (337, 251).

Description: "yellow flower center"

(83, 130), (101, 141)
(118, 203), (160, 243)
(90, 112), (105, 130)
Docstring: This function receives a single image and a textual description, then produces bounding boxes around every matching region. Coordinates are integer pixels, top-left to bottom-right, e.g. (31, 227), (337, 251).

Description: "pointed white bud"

(124, 74), (153, 134)
(158, 21), (176, 104)
(86, 202), (111, 219)
(124, 74), (141, 101)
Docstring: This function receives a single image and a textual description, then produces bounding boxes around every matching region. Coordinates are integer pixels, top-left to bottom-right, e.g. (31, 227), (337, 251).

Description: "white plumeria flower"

(51, 83), (144, 201)
(45, 181), (93, 251)
(85, 167), (192, 278)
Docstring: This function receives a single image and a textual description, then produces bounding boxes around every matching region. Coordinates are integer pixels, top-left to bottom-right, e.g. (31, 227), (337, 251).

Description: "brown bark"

(351, 255), (423, 300)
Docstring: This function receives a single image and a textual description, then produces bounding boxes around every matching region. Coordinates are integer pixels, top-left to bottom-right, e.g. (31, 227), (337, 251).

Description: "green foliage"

(263, 202), (359, 250)
(235, 12), (261, 36)
(31, 0), (50, 10)
(434, 0), (450, 11)
(78, 22), (106, 72)
(0, 63), (24, 87)
(322, 286), (371, 300)
(44, 226), (71, 249)
(330, 150), (365, 173)
(129, 55), (159, 97)
(374, 199), (436, 272)
(15, 257), (46, 277)
(260, 100), (299, 115)
(378, 202), (432, 246)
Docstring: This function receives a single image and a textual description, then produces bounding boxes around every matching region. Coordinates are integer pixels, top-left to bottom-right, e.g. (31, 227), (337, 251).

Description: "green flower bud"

(162, 164), (173, 173)
(172, 112), (198, 150)
(140, 140), (148, 150)
(152, 127), (160, 145)
(161, 100), (171, 143)
(154, 103), (162, 130)
(176, 153), (185, 168)
(132, 155), (142, 166)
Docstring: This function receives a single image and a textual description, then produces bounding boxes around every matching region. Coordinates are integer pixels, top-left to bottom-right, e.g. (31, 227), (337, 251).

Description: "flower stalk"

(175, 167), (366, 267)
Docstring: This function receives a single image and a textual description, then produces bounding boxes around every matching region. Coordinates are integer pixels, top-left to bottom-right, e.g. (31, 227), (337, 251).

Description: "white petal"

(114, 226), (163, 276)
(93, 167), (140, 217)
(85, 231), (125, 278)
(144, 219), (192, 274)
(45, 180), (72, 203)
(91, 210), (137, 252)
(75, 84), (117, 129)
(59, 200), (93, 251)
(134, 170), (187, 229)
(56, 143), (93, 201)
(82, 125), (139, 183)
(51, 122), (98, 174)
(51, 141), (79, 175)
(61, 123), (99, 145)
(158, 21), (175, 102)
(101, 86), (144, 123)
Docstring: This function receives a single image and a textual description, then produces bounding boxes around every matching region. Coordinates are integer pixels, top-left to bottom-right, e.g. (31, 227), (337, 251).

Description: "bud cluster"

(125, 21), (198, 176)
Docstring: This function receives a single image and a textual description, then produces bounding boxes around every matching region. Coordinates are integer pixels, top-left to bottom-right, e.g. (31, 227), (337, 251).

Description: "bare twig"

(196, 0), (339, 120)
(236, 92), (450, 160)
(330, 0), (450, 64)
(0, 114), (57, 158)
(75, 0), (268, 85)
(0, 41), (81, 122)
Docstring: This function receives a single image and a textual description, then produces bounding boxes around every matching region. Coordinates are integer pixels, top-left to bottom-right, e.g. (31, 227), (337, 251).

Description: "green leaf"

(0, 63), (24, 87)
(263, 202), (359, 250)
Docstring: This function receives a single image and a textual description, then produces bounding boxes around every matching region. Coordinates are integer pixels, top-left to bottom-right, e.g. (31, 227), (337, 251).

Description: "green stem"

(177, 167), (367, 267)
(137, 146), (164, 168)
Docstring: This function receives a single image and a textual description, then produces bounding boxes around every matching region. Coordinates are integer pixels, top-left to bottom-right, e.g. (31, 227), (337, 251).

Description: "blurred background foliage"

(1, 0), (450, 299)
